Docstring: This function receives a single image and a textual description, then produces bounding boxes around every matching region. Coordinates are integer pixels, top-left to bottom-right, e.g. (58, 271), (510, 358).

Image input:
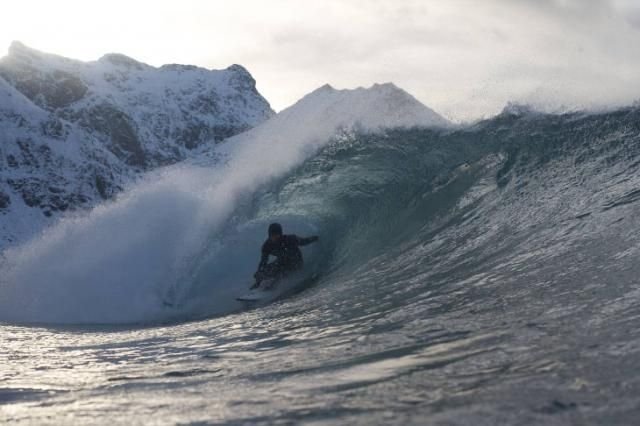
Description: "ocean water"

(2, 107), (640, 424)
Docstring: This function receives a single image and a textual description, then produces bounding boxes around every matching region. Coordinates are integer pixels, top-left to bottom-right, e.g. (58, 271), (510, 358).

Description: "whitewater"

(2, 90), (640, 423)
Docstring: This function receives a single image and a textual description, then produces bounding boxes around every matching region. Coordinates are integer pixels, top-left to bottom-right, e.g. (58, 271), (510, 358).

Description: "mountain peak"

(9, 40), (29, 53)
(5, 41), (80, 69)
(8, 41), (44, 59)
(305, 84), (336, 97)
(319, 83), (336, 91)
(99, 53), (149, 70)
(371, 82), (399, 90)
(226, 64), (250, 75)
(367, 82), (415, 99)
(292, 82), (450, 130)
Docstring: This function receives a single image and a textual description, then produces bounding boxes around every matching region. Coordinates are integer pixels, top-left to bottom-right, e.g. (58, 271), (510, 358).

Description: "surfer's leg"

(260, 261), (286, 289)
(255, 261), (282, 284)
(264, 262), (279, 278)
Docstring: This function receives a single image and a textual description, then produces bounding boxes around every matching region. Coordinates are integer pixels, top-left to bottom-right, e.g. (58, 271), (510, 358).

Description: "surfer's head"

(268, 223), (283, 242)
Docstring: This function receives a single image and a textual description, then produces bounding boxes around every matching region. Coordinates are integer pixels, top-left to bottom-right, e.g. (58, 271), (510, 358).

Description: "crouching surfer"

(251, 223), (319, 289)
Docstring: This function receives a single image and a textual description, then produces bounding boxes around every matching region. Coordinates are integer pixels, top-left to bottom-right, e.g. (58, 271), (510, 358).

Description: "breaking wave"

(2, 104), (640, 325)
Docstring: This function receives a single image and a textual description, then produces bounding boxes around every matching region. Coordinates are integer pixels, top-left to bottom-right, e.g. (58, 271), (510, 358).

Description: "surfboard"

(236, 278), (278, 302)
(236, 292), (264, 302)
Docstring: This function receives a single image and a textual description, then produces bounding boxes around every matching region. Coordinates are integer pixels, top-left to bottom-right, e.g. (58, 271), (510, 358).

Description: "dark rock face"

(227, 64), (258, 92)
(1, 135), (121, 218)
(94, 174), (114, 200)
(0, 190), (10, 210)
(6, 177), (89, 215)
(212, 123), (250, 142)
(41, 118), (67, 138)
(176, 124), (210, 150)
(6, 155), (19, 168)
(0, 67), (88, 110)
(82, 104), (146, 167)
(191, 92), (221, 116)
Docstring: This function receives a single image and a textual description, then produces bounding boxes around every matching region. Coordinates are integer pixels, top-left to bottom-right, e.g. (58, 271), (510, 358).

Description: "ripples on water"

(3, 108), (640, 424)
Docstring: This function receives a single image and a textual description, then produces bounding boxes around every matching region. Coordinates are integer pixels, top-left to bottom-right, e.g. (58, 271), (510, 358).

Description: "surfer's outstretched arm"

(297, 235), (319, 246)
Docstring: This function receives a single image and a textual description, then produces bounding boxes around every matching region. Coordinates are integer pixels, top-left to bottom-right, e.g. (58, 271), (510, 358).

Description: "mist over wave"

(0, 117), (338, 324)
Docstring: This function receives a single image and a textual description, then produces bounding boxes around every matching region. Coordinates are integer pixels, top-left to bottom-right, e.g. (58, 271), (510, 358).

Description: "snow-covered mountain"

(218, 82), (451, 159)
(0, 42), (273, 247)
(1, 42), (274, 166)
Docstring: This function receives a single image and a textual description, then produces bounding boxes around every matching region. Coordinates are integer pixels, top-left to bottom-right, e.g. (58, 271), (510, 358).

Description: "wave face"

(262, 105), (640, 288)
(2, 106), (640, 327)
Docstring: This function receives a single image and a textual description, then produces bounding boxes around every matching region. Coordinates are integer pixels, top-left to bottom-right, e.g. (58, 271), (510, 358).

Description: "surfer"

(251, 223), (319, 289)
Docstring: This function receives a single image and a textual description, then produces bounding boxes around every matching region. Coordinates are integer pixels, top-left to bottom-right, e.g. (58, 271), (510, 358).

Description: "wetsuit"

(255, 235), (318, 282)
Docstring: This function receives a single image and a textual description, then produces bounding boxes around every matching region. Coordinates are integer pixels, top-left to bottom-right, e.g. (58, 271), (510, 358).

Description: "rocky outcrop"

(0, 190), (10, 210)
(81, 103), (146, 167)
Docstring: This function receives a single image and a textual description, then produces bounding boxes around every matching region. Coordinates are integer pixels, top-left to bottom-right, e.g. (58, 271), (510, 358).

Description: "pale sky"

(2, 0), (640, 121)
